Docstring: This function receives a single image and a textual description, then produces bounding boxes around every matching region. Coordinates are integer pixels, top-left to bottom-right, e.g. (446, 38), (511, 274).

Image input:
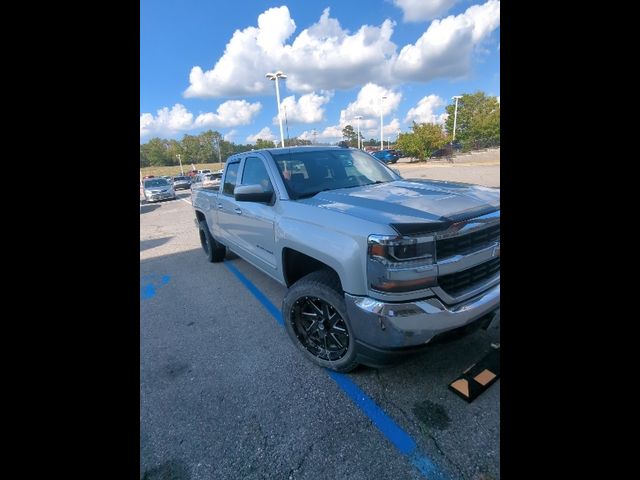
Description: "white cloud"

(140, 104), (194, 138)
(299, 125), (343, 143)
(184, 6), (397, 97)
(362, 118), (402, 140)
(140, 104), (193, 138)
(246, 127), (276, 144)
(224, 130), (238, 142)
(276, 91), (333, 125)
(404, 94), (445, 124)
(393, 0), (500, 82)
(393, 0), (459, 22)
(284, 9), (396, 92)
(140, 101), (262, 139)
(338, 83), (402, 127)
(194, 100), (262, 128)
(184, 6), (296, 98)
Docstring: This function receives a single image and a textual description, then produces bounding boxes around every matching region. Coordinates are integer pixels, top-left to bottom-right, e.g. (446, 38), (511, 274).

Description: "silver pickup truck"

(191, 146), (500, 372)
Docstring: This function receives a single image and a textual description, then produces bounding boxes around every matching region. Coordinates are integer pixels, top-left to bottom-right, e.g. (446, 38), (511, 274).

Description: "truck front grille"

(438, 257), (500, 297)
(436, 224), (500, 259)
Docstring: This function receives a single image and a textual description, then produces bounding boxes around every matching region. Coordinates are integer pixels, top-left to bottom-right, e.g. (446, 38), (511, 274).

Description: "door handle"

(217, 203), (223, 209)
(234, 208), (242, 215)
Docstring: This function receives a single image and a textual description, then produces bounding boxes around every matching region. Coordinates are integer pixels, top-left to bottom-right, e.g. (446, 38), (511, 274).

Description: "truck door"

(213, 160), (242, 246)
(232, 155), (278, 270)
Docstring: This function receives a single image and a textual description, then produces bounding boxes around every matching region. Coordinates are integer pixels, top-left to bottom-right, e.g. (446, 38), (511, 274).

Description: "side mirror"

(234, 184), (273, 203)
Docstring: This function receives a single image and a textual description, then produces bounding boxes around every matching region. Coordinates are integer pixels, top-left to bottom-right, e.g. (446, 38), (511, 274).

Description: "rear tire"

(198, 220), (226, 262)
(282, 269), (358, 372)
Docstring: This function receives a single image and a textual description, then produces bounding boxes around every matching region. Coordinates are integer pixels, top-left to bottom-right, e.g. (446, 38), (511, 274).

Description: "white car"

(142, 178), (176, 202)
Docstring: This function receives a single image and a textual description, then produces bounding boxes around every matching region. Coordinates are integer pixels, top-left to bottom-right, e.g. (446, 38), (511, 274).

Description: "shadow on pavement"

(140, 236), (173, 252)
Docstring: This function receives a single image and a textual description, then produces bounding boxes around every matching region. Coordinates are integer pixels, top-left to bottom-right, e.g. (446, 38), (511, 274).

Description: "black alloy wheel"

(290, 296), (349, 361)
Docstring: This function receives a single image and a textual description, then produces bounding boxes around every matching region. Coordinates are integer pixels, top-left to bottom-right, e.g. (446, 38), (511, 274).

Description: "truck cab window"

(242, 157), (273, 191)
(223, 162), (240, 196)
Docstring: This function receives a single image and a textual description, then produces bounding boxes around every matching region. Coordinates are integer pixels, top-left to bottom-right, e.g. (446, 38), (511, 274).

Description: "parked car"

(197, 169), (212, 175)
(142, 177), (176, 202)
(371, 149), (401, 164)
(430, 146), (454, 159)
(172, 176), (192, 190)
(201, 172), (222, 188)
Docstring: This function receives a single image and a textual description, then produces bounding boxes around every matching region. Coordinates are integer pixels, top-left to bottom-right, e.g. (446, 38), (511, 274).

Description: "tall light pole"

(380, 96), (387, 151)
(452, 95), (462, 141)
(354, 115), (363, 149)
(176, 154), (184, 175)
(284, 105), (290, 146)
(213, 137), (222, 164)
(266, 71), (287, 148)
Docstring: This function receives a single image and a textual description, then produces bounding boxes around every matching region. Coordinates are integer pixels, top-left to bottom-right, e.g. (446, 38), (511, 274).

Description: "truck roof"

(228, 145), (346, 161)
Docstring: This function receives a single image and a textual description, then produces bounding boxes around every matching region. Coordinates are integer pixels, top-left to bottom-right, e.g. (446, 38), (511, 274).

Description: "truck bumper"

(344, 284), (500, 367)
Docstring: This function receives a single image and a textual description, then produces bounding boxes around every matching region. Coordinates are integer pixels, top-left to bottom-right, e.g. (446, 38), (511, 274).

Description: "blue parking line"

(327, 370), (448, 480)
(140, 274), (171, 300)
(224, 262), (283, 325)
(223, 260), (450, 480)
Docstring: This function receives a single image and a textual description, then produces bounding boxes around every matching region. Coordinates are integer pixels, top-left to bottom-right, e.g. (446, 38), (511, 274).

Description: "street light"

(354, 115), (363, 149)
(380, 96), (387, 151)
(176, 154), (184, 175)
(452, 95), (462, 142)
(266, 71), (287, 148)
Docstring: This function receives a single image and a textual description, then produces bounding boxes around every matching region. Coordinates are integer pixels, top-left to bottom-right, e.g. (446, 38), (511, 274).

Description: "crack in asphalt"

(289, 443), (314, 479)
(374, 370), (468, 480)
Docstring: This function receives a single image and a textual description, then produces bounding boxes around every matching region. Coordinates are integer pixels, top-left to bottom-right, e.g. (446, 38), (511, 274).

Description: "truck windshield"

(271, 149), (399, 199)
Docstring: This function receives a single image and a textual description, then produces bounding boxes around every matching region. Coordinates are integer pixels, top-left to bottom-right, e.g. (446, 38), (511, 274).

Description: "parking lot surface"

(140, 164), (501, 480)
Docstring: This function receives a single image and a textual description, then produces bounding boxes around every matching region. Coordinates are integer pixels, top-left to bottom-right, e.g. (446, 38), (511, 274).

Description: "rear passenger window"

(223, 162), (240, 196)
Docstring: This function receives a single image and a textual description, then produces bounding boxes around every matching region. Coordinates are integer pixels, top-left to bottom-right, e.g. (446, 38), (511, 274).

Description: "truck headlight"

(367, 234), (436, 293)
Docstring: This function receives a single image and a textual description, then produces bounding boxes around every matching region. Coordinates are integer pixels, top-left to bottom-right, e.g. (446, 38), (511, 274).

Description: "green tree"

(141, 137), (172, 166)
(444, 92), (500, 150)
(255, 138), (276, 149)
(140, 146), (150, 168)
(180, 134), (201, 165)
(198, 130), (216, 163)
(166, 139), (184, 166)
(342, 125), (359, 147)
(284, 137), (312, 146)
(396, 122), (448, 161)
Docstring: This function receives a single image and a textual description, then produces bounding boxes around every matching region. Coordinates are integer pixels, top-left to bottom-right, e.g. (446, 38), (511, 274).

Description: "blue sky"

(140, 0), (500, 145)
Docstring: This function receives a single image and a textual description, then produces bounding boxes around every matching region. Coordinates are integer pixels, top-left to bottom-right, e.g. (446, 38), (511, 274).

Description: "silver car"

(143, 178), (176, 202)
(172, 176), (192, 190)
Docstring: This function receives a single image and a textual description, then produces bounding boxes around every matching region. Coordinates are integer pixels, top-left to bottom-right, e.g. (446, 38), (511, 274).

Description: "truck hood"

(298, 179), (500, 234)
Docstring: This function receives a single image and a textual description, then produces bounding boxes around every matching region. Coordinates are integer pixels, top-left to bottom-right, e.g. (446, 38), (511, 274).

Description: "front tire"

(198, 220), (226, 262)
(282, 270), (358, 372)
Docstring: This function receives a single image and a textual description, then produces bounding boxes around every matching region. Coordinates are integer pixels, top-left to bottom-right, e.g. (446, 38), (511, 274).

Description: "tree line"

(140, 131), (313, 167)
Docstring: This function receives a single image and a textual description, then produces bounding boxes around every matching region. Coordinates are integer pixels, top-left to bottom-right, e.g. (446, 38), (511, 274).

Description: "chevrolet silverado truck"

(191, 146), (500, 372)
